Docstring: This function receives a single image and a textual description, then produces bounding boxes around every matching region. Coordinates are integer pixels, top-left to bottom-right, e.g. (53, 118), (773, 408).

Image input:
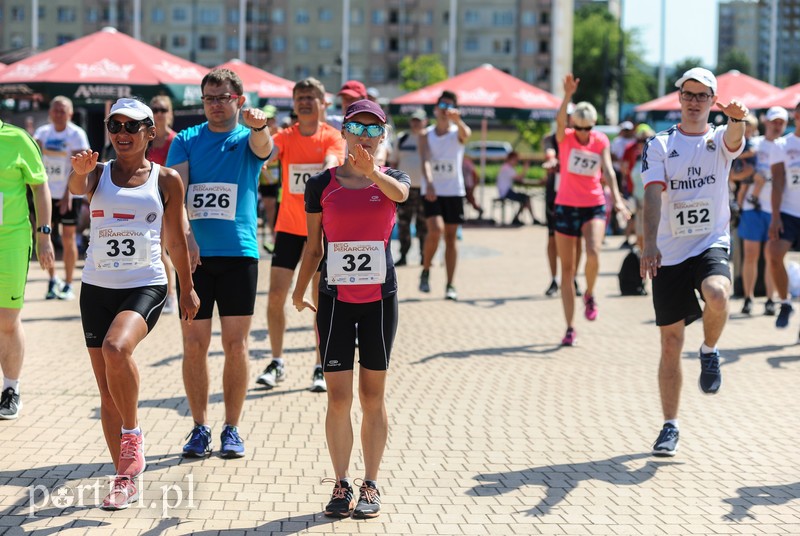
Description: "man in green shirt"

(0, 118), (55, 419)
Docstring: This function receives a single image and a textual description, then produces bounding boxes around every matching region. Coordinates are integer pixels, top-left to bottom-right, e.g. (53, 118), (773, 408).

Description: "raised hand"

(445, 107), (462, 122)
(348, 144), (376, 177)
(717, 99), (749, 121)
(563, 73), (580, 97)
(242, 107), (268, 130)
(71, 150), (99, 175)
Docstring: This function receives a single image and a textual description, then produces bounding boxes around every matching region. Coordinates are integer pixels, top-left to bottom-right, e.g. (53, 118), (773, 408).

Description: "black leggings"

(316, 293), (398, 372)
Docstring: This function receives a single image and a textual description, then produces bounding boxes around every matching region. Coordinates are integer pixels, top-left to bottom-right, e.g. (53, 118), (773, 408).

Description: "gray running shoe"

(652, 423), (679, 457)
(0, 388), (21, 420)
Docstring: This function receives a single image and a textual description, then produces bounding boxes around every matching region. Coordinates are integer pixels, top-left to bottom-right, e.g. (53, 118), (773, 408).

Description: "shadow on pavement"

(468, 453), (680, 517)
(723, 481), (800, 521)
(190, 511), (339, 535)
(413, 343), (562, 364)
(21, 315), (82, 323)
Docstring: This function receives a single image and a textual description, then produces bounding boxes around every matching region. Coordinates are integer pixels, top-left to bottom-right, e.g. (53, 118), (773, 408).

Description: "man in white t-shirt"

(496, 151), (534, 225)
(418, 90), (471, 301)
(392, 109), (428, 266)
(766, 102), (800, 333)
(640, 67), (747, 457)
(34, 96), (90, 301)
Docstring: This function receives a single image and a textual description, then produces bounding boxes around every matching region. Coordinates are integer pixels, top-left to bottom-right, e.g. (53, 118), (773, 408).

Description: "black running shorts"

(80, 282), (167, 348)
(178, 256), (258, 320)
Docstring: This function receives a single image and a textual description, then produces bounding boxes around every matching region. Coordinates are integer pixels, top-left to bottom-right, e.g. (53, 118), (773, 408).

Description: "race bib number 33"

(93, 224), (151, 270)
(327, 241), (387, 285)
(669, 198), (714, 237)
(188, 183), (237, 220)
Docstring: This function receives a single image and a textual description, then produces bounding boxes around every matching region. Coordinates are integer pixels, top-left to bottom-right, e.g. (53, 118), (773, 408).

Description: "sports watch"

(36, 225), (52, 234)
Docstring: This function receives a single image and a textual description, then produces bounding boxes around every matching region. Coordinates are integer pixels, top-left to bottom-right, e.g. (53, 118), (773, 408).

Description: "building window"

(273, 36), (286, 52)
(295, 65), (310, 79)
(56, 34), (73, 45)
(541, 11), (550, 25)
(319, 38), (333, 50)
(493, 38), (512, 53)
(198, 8), (219, 25)
(227, 36), (238, 51)
(38, 6), (45, 19)
(465, 36), (480, 52)
(370, 66), (386, 83)
(420, 38), (433, 53)
(152, 8), (165, 23)
(296, 9), (310, 24)
(319, 8), (333, 22)
(522, 11), (537, 26)
(539, 40), (549, 53)
(199, 35), (218, 51)
(172, 34), (188, 48)
(349, 66), (365, 80)
(421, 10), (433, 25)
(372, 9), (386, 24)
(11, 6), (24, 21)
(172, 7), (188, 23)
(371, 37), (385, 53)
(57, 7), (76, 22)
(86, 8), (98, 22)
(351, 8), (364, 24)
(522, 40), (535, 54)
(349, 39), (363, 53)
(465, 10), (480, 25)
(11, 34), (25, 48)
(227, 9), (239, 24)
(295, 36), (309, 52)
(272, 8), (285, 24)
(493, 11), (514, 26)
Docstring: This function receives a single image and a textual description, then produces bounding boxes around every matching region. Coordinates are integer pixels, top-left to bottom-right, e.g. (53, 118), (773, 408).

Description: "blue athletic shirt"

(167, 122), (267, 258)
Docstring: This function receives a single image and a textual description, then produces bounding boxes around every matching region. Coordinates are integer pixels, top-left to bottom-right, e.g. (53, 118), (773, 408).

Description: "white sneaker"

(256, 360), (285, 388)
(163, 294), (177, 314)
(57, 283), (75, 301)
(310, 367), (326, 392)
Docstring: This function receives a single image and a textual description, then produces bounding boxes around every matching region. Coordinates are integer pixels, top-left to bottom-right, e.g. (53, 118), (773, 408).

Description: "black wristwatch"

(249, 124), (268, 132)
(36, 225), (51, 234)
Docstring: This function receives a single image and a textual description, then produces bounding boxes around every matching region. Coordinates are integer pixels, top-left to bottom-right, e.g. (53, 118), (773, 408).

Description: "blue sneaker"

(220, 425), (245, 459)
(652, 423), (679, 457)
(698, 348), (722, 394)
(776, 303), (793, 328)
(182, 425), (212, 458)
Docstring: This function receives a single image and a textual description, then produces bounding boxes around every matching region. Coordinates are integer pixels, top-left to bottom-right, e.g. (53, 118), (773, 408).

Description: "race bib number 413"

(669, 198), (714, 237)
(187, 183), (237, 220)
(327, 241), (387, 285)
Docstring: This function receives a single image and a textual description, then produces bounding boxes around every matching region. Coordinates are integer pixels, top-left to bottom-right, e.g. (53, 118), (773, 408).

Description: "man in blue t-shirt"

(166, 68), (273, 460)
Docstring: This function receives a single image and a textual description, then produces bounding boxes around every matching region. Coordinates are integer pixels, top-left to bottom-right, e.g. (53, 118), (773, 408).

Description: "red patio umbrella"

(0, 27), (208, 106)
(634, 70), (780, 121)
(755, 82), (800, 110)
(214, 59), (295, 108)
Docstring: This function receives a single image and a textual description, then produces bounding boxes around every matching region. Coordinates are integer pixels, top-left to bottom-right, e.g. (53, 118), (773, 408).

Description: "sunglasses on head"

(574, 125), (593, 131)
(343, 121), (385, 138)
(201, 94), (239, 104)
(106, 118), (151, 134)
(437, 102), (455, 110)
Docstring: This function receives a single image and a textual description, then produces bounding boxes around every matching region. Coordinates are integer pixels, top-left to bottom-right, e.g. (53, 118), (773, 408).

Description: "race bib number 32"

(289, 163), (322, 195)
(669, 198), (714, 237)
(188, 183), (237, 220)
(327, 241), (387, 285)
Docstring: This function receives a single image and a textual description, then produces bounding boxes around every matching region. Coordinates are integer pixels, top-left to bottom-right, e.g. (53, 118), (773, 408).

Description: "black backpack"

(619, 248), (647, 296)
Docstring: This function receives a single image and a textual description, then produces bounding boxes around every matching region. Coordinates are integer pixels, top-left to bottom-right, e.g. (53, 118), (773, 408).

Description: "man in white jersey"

(418, 90), (471, 301)
(736, 107), (786, 316)
(34, 96), (90, 301)
(640, 67), (747, 457)
(767, 102), (800, 333)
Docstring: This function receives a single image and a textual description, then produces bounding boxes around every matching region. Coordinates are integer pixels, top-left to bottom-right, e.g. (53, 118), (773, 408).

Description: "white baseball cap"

(675, 67), (718, 94)
(619, 121), (634, 131)
(765, 106), (789, 122)
(106, 98), (154, 123)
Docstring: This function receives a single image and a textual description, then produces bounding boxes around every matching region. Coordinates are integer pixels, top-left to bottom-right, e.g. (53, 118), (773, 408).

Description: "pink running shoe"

(561, 328), (577, 346)
(117, 433), (145, 477)
(101, 476), (139, 510)
(584, 295), (598, 321)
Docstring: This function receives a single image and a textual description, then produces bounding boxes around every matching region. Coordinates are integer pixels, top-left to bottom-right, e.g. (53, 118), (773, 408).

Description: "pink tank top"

(555, 129), (609, 207)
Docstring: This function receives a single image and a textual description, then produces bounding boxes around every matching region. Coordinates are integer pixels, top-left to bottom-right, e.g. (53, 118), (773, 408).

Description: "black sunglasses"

(574, 126), (593, 131)
(106, 118), (151, 134)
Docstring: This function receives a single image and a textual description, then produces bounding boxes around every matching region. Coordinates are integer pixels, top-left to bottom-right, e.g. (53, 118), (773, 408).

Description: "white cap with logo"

(106, 98), (154, 123)
(765, 106), (789, 122)
(675, 67), (718, 95)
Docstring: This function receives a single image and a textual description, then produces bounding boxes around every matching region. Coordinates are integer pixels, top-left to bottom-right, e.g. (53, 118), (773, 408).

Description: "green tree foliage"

(717, 49), (752, 75)
(514, 120), (551, 153)
(398, 55), (448, 92)
(572, 5), (656, 118)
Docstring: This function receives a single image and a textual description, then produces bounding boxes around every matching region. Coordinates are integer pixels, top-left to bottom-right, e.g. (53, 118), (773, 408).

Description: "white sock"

(664, 419), (679, 429)
(3, 378), (19, 393)
(273, 357), (284, 366)
(701, 343), (716, 354)
(121, 426), (141, 436)
(784, 298), (792, 305)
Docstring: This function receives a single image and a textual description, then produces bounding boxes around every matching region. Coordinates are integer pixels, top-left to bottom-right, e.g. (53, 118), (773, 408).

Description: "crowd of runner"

(0, 64), (793, 516)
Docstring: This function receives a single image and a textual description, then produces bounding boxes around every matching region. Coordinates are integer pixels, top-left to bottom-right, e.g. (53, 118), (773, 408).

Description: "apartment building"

(0, 0), (557, 94)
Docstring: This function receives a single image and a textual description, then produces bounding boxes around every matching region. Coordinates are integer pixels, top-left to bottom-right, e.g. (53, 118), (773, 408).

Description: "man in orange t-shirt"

(256, 78), (345, 393)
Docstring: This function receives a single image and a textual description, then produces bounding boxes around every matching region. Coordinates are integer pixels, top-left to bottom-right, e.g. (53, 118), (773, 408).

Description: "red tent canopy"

(390, 63), (561, 120)
(756, 83), (800, 110)
(0, 27), (208, 104)
(635, 70), (780, 113)
(214, 59), (294, 105)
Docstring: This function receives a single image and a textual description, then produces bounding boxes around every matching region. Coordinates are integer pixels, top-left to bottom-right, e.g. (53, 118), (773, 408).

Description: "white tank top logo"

(187, 183), (237, 220)
(327, 241), (387, 285)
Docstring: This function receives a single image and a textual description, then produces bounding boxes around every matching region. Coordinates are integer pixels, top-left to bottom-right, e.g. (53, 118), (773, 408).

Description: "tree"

(398, 54), (448, 92)
(671, 57), (707, 81)
(572, 5), (656, 120)
(717, 49), (752, 75)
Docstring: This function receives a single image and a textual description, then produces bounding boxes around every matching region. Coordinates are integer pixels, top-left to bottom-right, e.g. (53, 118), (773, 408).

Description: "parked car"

(465, 141), (513, 161)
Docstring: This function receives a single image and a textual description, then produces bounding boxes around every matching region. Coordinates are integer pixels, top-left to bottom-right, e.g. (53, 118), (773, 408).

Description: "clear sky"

(623, 0), (721, 69)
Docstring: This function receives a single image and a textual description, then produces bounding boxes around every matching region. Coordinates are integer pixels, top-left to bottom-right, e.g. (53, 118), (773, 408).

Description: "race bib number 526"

(188, 183), (237, 220)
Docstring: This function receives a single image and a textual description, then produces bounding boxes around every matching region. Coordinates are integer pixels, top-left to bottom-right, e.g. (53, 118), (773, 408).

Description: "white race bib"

(431, 160), (457, 180)
(42, 152), (69, 198)
(327, 241), (387, 285)
(567, 149), (602, 177)
(93, 223), (152, 270)
(669, 198), (714, 238)
(187, 183), (237, 220)
(289, 163), (322, 195)
(786, 166), (800, 190)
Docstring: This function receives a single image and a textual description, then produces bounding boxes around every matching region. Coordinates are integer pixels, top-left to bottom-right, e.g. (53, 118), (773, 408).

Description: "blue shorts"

(779, 212), (800, 250)
(738, 209), (771, 242)
(503, 190), (530, 204)
(554, 204), (606, 237)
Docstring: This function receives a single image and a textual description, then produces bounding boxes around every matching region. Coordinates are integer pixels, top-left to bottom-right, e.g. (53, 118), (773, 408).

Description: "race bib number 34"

(669, 198), (714, 237)
(327, 241), (387, 285)
(188, 183), (237, 220)
(567, 149), (602, 177)
(289, 163), (322, 195)
(93, 224), (152, 270)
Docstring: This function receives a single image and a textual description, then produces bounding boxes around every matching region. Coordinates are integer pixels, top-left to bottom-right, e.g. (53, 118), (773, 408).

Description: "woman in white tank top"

(67, 98), (200, 510)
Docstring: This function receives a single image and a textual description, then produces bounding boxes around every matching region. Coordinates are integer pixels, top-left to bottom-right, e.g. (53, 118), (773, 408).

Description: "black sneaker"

(574, 280), (582, 297)
(776, 303), (793, 328)
(698, 348), (722, 394)
(0, 387), (21, 420)
(652, 423), (679, 457)
(419, 270), (430, 293)
(545, 280), (558, 297)
(323, 479), (355, 518)
(394, 255), (407, 267)
(256, 360), (286, 388)
(353, 480), (381, 519)
(765, 299), (777, 316)
(741, 297), (753, 315)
